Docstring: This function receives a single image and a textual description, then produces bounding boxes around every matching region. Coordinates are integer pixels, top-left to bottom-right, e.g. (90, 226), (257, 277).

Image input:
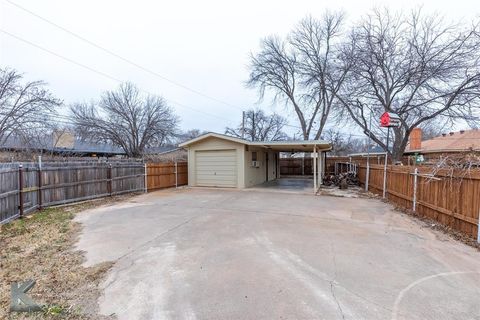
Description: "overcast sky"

(1, 0), (479, 137)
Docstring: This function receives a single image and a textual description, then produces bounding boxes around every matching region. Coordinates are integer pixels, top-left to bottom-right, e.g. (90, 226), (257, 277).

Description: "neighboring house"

(1, 133), (125, 157)
(179, 132), (331, 189)
(405, 128), (480, 162)
(1, 131), (183, 159)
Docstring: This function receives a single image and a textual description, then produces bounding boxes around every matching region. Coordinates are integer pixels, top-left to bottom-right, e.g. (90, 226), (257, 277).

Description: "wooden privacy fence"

(0, 161), (188, 224)
(280, 158), (313, 175)
(146, 162), (188, 190)
(358, 164), (480, 239)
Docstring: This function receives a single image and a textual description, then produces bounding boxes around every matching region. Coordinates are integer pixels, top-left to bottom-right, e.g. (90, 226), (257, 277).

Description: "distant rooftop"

(1, 135), (177, 156)
(405, 129), (480, 154)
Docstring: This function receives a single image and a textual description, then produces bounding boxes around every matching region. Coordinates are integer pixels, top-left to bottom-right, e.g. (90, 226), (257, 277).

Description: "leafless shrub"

(428, 151), (480, 181)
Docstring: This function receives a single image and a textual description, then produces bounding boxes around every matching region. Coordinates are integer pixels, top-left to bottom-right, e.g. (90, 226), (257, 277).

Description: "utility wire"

(0, 29), (236, 124)
(5, 0), (246, 112)
(4, 0), (308, 131)
(1, 2), (378, 136)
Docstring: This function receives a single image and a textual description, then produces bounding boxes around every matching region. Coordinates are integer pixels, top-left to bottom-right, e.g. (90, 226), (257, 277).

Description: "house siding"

(186, 137), (245, 188)
(244, 148), (277, 187)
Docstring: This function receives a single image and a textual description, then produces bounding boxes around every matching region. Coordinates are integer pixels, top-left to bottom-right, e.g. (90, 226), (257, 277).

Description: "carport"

(179, 133), (331, 194)
(255, 140), (329, 194)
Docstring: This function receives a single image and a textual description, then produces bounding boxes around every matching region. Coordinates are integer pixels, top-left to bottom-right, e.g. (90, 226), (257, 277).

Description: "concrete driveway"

(75, 188), (480, 320)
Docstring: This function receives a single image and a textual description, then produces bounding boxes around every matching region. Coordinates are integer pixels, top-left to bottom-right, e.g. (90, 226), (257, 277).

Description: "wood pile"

(323, 172), (359, 189)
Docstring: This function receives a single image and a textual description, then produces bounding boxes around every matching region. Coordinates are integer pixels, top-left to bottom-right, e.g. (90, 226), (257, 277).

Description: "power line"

(0, 29), (236, 124)
(5, 0), (246, 113)
(4, 1), (310, 131)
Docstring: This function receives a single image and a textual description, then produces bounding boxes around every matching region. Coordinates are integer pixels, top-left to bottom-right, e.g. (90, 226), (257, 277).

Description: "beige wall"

(267, 151), (277, 181)
(186, 137), (283, 188)
(186, 137), (245, 188)
(244, 148), (277, 187)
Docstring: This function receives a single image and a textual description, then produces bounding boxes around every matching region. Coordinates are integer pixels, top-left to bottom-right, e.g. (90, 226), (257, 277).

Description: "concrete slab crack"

(330, 281), (346, 320)
(330, 243), (345, 320)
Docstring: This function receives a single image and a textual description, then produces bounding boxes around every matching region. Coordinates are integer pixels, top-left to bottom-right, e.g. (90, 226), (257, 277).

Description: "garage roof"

(179, 132), (331, 152)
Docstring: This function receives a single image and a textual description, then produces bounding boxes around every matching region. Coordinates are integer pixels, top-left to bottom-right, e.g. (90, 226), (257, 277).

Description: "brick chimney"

(410, 128), (422, 150)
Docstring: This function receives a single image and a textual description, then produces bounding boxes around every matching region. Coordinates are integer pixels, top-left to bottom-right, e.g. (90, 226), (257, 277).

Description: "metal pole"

(37, 156), (42, 210)
(366, 109), (373, 192)
(251, 111), (255, 142)
(412, 167), (418, 212)
(318, 152), (323, 186)
(144, 163), (148, 193)
(242, 111), (245, 139)
(107, 163), (113, 196)
(175, 161), (178, 189)
(382, 128), (390, 199)
(18, 164), (24, 218)
(313, 146), (317, 194)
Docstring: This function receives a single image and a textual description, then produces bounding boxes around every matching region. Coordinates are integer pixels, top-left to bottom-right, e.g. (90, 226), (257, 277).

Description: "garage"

(180, 132), (331, 192)
(195, 149), (237, 187)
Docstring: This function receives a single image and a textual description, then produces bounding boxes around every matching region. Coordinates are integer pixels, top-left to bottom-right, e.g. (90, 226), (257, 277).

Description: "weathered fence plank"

(146, 162), (188, 191)
(0, 161), (146, 224)
(279, 158), (313, 175)
(358, 164), (480, 238)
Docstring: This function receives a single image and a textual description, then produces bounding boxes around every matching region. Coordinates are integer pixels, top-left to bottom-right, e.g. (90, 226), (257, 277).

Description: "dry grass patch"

(0, 195), (137, 319)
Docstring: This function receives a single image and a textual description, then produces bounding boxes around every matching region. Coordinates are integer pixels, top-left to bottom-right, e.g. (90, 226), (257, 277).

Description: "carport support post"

(318, 151), (323, 186)
(313, 146), (317, 194)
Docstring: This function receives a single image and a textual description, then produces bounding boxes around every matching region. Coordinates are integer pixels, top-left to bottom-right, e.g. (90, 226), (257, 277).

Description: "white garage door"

(195, 150), (237, 187)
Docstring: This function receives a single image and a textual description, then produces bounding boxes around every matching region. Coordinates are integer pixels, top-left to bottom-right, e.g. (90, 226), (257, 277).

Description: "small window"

(252, 151), (257, 161)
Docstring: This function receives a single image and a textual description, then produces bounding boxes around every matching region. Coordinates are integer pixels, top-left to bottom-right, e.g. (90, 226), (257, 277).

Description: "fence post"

(477, 208), (480, 244)
(107, 164), (112, 196)
(144, 163), (148, 193)
(365, 161), (370, 192)
(412, 167), (418, 212)
(477, 210), (480, 244)
(37, 156), (42, 210)
(302, 156), (305, 176)
(382, 154), (388, 198)
(18, 164), (24, 218)
(175, 161), (178, 188)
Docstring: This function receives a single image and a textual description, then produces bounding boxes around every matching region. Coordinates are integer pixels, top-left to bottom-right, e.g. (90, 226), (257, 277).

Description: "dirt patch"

(321, 186), (480, 251)
(392, 205), (480, 251)
(358, 190), (480, 251)
(0, 194), (140, 319)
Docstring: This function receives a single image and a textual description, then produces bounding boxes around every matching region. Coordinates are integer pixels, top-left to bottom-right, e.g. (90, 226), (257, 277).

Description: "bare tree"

(71, 82), (178, 157)
(336, 8), (480, 161)
(322, 129), (366, 156)
(175, 129), (208, 143)
(247, 12), (347, 140)
(0, 68), (61, 145)
(225, 109), (288, 141)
